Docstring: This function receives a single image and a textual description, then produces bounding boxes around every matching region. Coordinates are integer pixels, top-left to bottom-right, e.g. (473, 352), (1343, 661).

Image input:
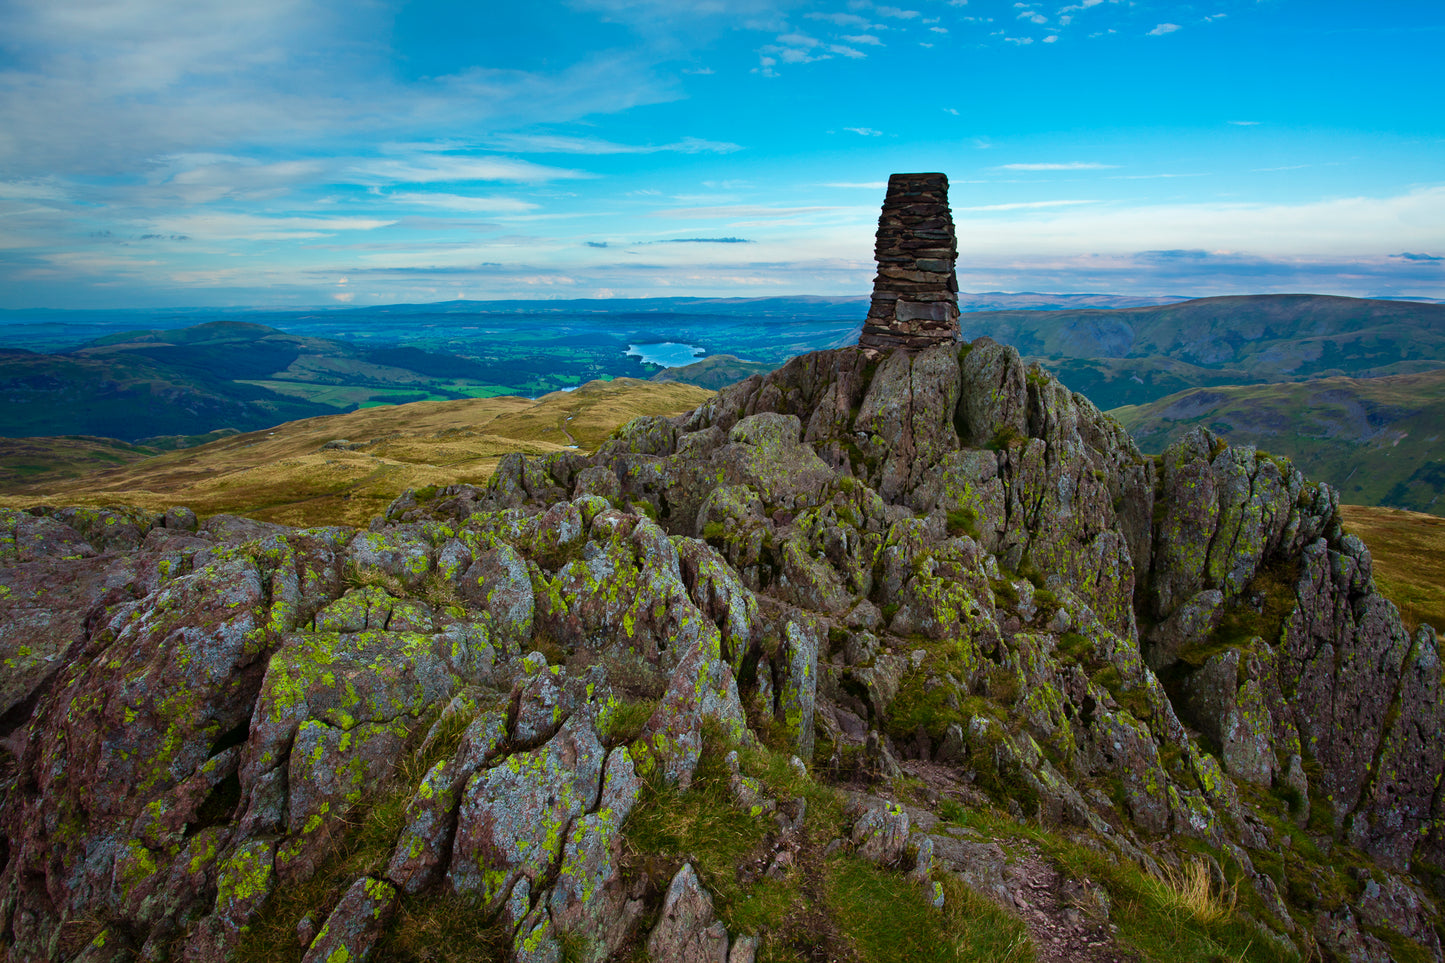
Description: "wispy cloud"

(489, 134), (741, 154)
(147, 213), (396, 241)
(805, 12), (873, 27)
(1148, 23), (1182, 35)
(844, 127), (883, 136)
(348, 155), (589, 184)
(382, 193), (539, 214)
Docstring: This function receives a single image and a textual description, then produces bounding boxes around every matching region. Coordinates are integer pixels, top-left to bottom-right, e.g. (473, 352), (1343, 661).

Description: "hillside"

(649, 354), (776, 390)
(0, 378), (713, 527)
(960, 294), (1445, 409)
(1, 337), (1441, 963)
(0, 321), (540, 442)
(1112, 367), (1445, 514)
(1341, 504), (1445, 633)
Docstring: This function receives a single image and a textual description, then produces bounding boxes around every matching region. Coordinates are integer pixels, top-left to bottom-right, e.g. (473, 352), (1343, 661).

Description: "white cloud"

(1149, 23), (1182, 35)
(147, 212), (396, 241)
(382, 193), (539, 214)
(875, 6), (921, 19)
(843, 33), (884, 44)
(951, 186), (1445, 258)
(1043, 34), (1058, 42)
(830, 44), (868, 57)
(0, 179), (69, 201)
(806, 11), (872, 27)
(348, 156), (589, 184)
(1229, 120), (1262, 126)
(844, 127), (883, 136)
(489, 133), (741, 154)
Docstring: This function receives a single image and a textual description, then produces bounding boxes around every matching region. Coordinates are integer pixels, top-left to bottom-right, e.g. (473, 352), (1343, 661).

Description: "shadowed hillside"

(1112, 367), (1445, 514)
(961, 294), (1445, 409)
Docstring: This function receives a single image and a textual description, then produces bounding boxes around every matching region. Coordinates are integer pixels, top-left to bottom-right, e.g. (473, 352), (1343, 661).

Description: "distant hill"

(1112, 367), (1445, 514)
(0, 320), (644, 441)
(964, 294), (1445, 409)
(5, 293), (1443, 446)
(649, 354), (776, 390)
(0, 378), (713, 527)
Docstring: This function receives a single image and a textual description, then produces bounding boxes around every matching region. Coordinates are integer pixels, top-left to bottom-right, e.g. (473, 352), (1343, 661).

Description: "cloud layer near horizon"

(1, 0), (1441, 308)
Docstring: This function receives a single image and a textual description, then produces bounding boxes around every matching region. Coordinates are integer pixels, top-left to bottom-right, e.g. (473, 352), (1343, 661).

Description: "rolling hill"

(963, 294), (1445, 409)
(0, 378), (713, 527)
(1112, 367), (1445, 513)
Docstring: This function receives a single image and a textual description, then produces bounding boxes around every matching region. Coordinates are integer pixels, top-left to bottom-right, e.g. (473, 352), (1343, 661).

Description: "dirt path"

(1002, 849), (1132, 963)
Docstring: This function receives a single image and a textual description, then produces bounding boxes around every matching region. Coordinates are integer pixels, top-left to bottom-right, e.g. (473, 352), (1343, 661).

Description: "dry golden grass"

(1151, 857), (1237, 927)
(1341, 503), (1445, 634)
(0, 378), (712, 528)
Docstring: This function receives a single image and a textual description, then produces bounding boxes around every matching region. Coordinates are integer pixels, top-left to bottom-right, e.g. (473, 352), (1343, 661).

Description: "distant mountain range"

(3, 292), (1445, 514)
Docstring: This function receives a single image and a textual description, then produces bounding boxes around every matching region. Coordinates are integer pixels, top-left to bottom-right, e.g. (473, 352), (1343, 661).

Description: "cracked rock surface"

(0, 338), (1440, 962)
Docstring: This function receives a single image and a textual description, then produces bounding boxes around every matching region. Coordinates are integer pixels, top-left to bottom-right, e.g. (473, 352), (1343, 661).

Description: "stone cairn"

(858, 172), (960, 351)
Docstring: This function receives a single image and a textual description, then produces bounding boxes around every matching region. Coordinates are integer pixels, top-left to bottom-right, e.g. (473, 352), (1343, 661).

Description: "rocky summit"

(0, 335), (1442, 963)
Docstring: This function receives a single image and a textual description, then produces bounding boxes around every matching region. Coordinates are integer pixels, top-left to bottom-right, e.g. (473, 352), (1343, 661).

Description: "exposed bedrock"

(0, 335), (1439, 961)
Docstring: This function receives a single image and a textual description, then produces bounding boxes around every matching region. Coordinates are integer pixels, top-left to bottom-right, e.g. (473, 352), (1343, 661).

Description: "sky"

(0, 0), (1442, 309)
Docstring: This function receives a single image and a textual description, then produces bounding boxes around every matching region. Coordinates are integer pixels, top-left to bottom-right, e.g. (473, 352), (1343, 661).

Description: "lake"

(625, 342), (705, 367)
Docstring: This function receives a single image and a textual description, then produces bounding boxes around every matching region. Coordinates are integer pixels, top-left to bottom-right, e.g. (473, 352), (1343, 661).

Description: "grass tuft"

(1152, 857), (1238, 927)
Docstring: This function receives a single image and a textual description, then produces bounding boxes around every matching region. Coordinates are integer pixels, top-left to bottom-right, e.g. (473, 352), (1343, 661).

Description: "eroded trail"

(1003, 852), (1129, 963)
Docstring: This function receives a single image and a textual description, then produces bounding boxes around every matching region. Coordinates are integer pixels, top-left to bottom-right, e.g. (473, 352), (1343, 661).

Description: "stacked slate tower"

(858, 172), (960, 351)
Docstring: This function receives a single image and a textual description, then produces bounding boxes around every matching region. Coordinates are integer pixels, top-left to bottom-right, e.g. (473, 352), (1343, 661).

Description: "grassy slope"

(1112, 367), (1445, 514)
(0, 378), (712, 528)
(961, 294), (1445, 409)
(0, 436), (157, 488)
(1340, 504), (1445, 634)
(650, 354), (778, 390)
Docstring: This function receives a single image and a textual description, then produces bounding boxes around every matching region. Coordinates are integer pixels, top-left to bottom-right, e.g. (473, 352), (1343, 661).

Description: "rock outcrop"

(0, 334), (1441, 962)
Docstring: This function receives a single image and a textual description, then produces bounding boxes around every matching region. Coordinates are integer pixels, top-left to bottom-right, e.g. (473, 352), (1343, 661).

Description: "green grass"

(826, 858), (1032, 963)
(1341, 504), (1445, 633)
(622, 729), (1032, 963)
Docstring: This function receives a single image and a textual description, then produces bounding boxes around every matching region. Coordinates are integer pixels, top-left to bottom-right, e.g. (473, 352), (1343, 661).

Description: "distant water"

(625, 342), (705, 367)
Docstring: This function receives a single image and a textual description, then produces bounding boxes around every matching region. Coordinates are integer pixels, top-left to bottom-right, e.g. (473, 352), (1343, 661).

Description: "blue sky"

(1, 0), (1441, 308)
